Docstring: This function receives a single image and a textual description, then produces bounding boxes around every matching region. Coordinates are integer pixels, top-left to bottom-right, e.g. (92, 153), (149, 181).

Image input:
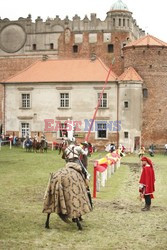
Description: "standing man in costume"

(148, 144), (155, 157)
(80, 141), (90, 169)
(139, 156), (155, 211)
(138, 145), (145, 158)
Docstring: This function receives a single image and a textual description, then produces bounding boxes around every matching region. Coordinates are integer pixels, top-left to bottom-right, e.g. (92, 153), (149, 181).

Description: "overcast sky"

(1, 0), (167, 42)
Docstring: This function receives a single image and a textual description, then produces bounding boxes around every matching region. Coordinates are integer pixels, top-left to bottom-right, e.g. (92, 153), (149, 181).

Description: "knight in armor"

(25, 133), (32, 147)
(41, 134), (47, 143)
(41, 134), (45, 140)
(64, 138), (87, 164)
(63, 138), (90, 180)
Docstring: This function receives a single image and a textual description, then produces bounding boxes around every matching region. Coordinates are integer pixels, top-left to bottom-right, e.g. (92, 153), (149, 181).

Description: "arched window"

(119, 19), (121, 26)
(113, 18), (115, 27)
(73, 45), (78, 53)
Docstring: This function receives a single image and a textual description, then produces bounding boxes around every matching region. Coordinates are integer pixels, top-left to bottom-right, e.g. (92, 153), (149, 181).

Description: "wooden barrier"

(0, 140), (12, 150)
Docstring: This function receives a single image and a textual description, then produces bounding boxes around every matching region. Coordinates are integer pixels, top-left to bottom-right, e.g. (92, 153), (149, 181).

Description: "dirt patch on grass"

(121, 162), (141, 173)
(93, 199), (141, 214)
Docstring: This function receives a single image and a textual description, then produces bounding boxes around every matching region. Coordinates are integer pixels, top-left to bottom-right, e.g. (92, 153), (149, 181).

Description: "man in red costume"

(139, 156), (155, 211)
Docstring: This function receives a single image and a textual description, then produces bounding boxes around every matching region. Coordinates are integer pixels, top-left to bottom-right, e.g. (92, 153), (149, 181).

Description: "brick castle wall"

(123, 47), (167, 146)
(58, 31), (130, 76)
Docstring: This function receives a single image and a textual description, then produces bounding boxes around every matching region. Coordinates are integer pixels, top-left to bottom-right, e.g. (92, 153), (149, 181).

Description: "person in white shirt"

(164, 144), (167, 154)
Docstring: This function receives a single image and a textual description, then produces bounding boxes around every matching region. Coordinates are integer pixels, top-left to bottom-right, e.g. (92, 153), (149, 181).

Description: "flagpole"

(85, 61), (115, 142)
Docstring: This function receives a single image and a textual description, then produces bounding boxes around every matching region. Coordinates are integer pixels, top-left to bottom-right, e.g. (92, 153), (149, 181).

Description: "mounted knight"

(43, 121), (93, 230)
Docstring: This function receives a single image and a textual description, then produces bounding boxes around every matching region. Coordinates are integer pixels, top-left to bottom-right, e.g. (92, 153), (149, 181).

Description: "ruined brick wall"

(58, 30), (130, 76)
(123, 46), (167, 146)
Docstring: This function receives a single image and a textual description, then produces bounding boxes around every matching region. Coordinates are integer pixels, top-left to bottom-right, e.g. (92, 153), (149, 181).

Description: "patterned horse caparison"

(43, 162), (92, 230)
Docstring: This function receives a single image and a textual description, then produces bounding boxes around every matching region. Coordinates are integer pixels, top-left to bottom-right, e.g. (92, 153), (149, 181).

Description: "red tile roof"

(124, 35), (167, 48)
(118, 67), (143, 81)
(3, 58), (117, 83)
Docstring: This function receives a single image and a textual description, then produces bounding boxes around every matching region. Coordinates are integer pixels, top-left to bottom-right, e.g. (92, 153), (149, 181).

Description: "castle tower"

(104, 0), (145, 75)
(123, 35), (167, 146)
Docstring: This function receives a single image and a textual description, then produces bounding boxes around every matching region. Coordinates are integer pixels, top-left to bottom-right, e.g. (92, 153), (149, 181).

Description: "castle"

(0, 0), (166, 150)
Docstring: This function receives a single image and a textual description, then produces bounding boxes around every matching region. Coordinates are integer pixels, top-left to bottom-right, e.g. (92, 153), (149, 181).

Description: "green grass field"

(0, 146), (167, 250)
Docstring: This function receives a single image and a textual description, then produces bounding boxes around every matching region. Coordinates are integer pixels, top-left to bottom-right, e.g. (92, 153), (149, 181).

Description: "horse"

(58, 139), (68, 156)
(40, 139), (48, 153)
(32, 139), (41, 153)
(43, 162), (93, 230)
(32, 139), (48, 153)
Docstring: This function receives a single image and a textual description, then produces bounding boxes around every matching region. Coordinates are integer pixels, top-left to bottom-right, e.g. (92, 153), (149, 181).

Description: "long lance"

(85, 59), (115, 142)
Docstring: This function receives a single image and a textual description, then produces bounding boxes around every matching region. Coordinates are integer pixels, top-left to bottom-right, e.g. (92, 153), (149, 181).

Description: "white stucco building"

(2, 58), (143, 151)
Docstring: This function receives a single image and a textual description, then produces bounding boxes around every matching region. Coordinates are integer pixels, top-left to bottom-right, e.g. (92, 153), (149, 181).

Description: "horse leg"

(72, 218), (83, 230)
(76, 218), (82, 230)
(58, 146), (61, 155)
(45, 213), (51, 229)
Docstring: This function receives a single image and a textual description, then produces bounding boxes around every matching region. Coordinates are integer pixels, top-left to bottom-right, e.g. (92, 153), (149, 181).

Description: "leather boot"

(141, 205), (150, 211)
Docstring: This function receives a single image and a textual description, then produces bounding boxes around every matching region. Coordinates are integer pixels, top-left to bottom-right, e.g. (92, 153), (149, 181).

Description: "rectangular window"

(59, 123), (68, 137)
(60, 93), (69, 108)
(32, 44), (36, 50)
(97, 122), (107, 139)
(143, 88), (148, 98)
(113, 18), (115, 27)
(21, 123), (30, 137)
(98, 93), (107, 108)
(124, 131), (129, 139)
(73, 45), (78, 53)
(123, 19), (125, 26)
(50, 43), (54, 49)
(22, 94), (30, 108)
(124, 101), (129, 108)
(108, 44), (114, 53)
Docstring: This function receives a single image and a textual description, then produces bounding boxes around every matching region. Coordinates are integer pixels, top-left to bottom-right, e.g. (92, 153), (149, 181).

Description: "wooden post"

(93, 161), (97, 198)
(85, 65), (114, 142)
